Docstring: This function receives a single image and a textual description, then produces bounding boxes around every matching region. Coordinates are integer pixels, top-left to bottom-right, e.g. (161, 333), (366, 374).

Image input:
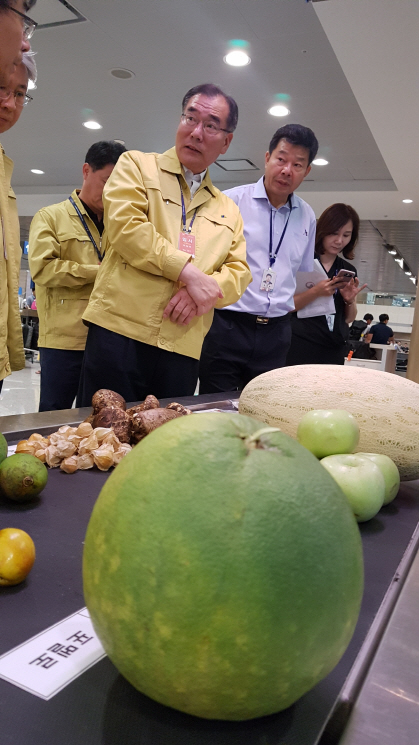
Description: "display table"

(1, 394), (419, 745)
(369, 343), (398, 373)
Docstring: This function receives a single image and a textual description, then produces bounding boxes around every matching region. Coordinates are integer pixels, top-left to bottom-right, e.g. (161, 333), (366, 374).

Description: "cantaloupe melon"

(239, 365), (419, 481)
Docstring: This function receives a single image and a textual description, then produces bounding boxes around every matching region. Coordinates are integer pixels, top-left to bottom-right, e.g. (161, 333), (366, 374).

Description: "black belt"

(216, 309), (290, 326)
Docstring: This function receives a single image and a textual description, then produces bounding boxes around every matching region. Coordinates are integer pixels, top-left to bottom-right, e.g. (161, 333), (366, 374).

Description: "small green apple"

(297, 409), (360, 459)
(320, 454), (385, 522)
(356, 453), (400, 505)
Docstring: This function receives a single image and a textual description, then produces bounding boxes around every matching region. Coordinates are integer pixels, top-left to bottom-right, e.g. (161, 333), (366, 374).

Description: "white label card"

(0, 608), (106, 700)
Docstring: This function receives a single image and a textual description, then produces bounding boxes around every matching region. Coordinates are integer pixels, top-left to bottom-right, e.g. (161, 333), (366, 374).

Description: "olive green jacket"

(0, 146), (25, 381)
(83, 148), (251, 360)
(29, 190), (101, 350)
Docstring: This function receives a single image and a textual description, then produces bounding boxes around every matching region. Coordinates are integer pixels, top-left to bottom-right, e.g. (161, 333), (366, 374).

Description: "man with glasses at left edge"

(0, 0), (37, 393)
(77, 83), (251, 406)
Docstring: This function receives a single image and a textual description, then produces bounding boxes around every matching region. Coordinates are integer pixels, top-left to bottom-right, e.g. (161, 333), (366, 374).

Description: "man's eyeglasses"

(7, 5), (38, 40)
(180, 114), (231, 136)
(0, 87), (33, 107)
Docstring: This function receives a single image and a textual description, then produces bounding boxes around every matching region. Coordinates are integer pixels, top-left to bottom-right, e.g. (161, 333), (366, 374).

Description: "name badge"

(178, 232), (195, 257)
(260, 268), (276, 293)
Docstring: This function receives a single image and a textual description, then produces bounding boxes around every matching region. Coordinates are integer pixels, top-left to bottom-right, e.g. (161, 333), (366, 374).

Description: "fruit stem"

(244, 427), (281, 450)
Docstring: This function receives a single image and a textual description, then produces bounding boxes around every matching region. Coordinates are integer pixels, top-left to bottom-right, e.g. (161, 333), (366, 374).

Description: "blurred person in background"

(286, 203), (367, 366)
(364, 314), (394, 345)
(0, 0), (36, 85)
(0, 51), (36, 392)
(29, 141), (127, 411)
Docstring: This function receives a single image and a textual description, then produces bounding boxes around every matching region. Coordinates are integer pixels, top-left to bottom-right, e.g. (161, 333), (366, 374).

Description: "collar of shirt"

(253, 176), (296, 212)
(76, 192), (104, 236)
(182, 166), (207, 198)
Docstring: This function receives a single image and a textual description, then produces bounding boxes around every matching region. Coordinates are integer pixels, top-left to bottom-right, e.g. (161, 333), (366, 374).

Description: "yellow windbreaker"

(0, 147), (25, 381)
(29, 190), (101, 350)
(83, 147), (251, 360)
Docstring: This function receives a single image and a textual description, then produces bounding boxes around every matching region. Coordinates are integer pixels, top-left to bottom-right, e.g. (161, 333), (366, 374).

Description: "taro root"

(92, 389), (126, 415)
(166, 402), (192, 416)
(92, 407), (131, 444)
(131, 408), (181, 444)
(127, 395), (160, 419)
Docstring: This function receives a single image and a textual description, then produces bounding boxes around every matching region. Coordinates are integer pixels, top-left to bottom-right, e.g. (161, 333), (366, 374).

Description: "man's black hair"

(379, 314), (390, 323)
(364, 314), (374, 322)
(84, 141), (127, 171)
(182, 83), (238, 133)
(268, 123), (319, 164)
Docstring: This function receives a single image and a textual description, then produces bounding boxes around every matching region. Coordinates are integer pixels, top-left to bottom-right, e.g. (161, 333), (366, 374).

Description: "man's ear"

(305, 164), (312, 178)
(82, 163), (90, 182)
(219, 132), (233, 155)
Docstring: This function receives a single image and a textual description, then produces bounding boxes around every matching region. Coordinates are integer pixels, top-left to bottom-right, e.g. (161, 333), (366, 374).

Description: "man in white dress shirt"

(199, 123), (318, 393)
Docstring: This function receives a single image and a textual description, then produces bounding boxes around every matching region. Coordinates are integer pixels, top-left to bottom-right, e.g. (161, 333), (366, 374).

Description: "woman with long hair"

(286, 203), (366, 366)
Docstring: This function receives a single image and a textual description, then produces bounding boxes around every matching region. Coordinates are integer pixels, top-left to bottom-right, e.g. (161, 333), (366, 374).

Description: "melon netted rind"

(239, 365), (419, 481)
(83, 412), (363, 721)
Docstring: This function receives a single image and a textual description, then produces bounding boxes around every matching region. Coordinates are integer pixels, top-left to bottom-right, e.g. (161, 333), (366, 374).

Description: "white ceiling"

(2, 0), (418, 293)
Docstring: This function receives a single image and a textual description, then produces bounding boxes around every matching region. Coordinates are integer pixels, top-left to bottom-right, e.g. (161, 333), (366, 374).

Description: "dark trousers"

(39, 348), (85, 412)
(76, 324), (199, 407)
(199, 309), (292, 394)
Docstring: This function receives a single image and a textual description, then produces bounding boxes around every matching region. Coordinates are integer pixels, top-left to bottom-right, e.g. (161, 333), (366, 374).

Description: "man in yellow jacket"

(77, 83), (251, 405)
(29, 141), (126, 411)
(0, 0), (35, 86)
(0, 51), (36, 392)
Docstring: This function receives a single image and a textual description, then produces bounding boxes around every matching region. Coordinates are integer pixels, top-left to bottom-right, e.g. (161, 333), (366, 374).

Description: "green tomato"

(320, 454), (385, 522)
(297, 409), (360, 459)
(356, 453), (400, 505)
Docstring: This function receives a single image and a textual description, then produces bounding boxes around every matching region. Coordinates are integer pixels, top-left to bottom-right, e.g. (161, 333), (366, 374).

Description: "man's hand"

(178, 263), (223, 316)
(163, 287), (198, 326)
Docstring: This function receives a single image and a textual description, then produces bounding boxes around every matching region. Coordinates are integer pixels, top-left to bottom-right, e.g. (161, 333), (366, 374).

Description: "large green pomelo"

(83, 413), (363, 720)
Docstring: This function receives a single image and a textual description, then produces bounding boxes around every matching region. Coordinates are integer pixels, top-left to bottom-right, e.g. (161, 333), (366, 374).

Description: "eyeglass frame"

(180, 113), (232, 136)
(0, 87), (33, 107)
(7, 5), (38, 40)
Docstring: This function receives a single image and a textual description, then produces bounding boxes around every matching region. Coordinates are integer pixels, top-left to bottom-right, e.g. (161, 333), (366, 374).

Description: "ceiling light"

(410, 277), (416, 283)
(27, 79), (36, 90)
(402, 199), (413, 203)
(31, 169), (44, 174)
(110, 68), (135, 79)
(114, 139), (125, 145)
(312, 158), (328, 166)
(83, 120), (102, 130)
(388, 249), (397, 255)
(405, 271), (412, 276)
(224, 50), (251, 66)
(268, 105), (290, 117)
(395, 257), (404, 268)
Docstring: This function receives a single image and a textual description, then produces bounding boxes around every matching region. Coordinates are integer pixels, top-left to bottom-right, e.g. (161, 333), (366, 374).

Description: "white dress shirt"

(183, 167), (206, 197)
(224, 177), (316, 317)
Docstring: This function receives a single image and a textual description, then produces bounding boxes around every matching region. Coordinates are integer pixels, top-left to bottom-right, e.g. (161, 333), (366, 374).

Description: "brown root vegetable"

(127, 395), (160, 419)
(166, 402), (192, 416)
(131, 407), (181, 443)
(83, 413), (95, 426)
(92, 408), (132, 444)
(92, 389), (126, 414)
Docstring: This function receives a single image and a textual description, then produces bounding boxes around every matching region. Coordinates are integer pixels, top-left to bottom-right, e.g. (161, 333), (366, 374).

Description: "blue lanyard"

(178, 179), (198, 233)
(269, 195), (293, 268)
(68, 196), (103, 262)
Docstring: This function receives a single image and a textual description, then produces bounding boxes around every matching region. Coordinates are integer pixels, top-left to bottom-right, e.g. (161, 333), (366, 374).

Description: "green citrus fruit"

(0, 432), (8, 465)
(0, 453), (48, 502)
(83, 413), (363, 720)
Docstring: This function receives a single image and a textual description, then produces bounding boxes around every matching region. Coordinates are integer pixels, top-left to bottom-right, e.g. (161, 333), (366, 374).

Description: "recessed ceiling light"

(83, 120), (102, 130)
(410, 277), (416, 283)
(224, 50), (251, 66)
(268, 105), (290, 117)
(110, 68), (135, 79)
(405, 271), (412, 276)
(31, 169), (44, 174)
(388, 249), (397, 255)
(402, 199), (413, 203)
(312, 158), (329, 166)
